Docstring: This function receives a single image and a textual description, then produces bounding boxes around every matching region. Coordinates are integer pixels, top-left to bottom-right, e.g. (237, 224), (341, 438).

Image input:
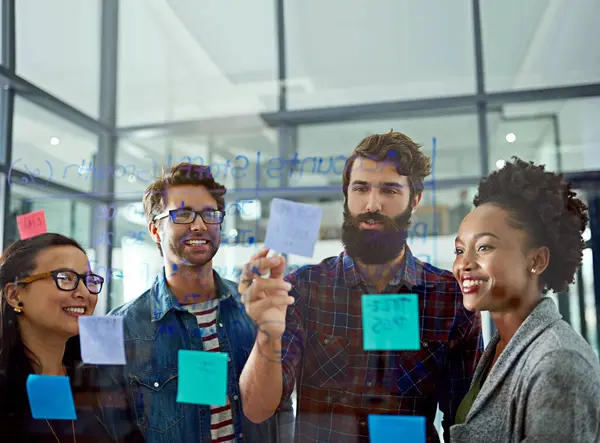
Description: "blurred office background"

(1, 0), (599, 438)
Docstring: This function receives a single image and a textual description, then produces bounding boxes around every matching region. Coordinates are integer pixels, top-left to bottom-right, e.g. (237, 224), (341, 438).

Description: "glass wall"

(482, 0), (600, 92)
(15, 0), (101, 117)
(1, 1), (600, 440)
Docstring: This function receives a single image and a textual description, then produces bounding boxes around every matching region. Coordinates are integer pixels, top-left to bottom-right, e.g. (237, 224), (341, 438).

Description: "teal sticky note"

(177, 350), (228, 406)
(368, 415), (426, 443)
(362, 294), (420, 350)
(26, 375), (77, 420)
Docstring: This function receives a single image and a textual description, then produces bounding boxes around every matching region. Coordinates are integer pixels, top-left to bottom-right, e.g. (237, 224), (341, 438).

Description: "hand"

(238, 248), (294, 341)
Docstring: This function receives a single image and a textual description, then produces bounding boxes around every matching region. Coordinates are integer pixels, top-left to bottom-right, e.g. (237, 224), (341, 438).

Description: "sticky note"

(78, 316), (126, 365)
(264, 198), (322, 258)
(17, 210), (47, 240)
(26, 375), (77, 420)
(368, 415), (426, 443)
(362, 294), (420, 351)
(177, 350), (228, 406)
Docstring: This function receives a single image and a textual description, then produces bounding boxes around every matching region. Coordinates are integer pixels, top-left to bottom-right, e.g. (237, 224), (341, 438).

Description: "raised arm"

(237, 248), (296, 424)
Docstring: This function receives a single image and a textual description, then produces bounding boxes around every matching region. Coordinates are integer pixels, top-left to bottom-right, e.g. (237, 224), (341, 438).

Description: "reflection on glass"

(284, 0), (475, 109)
(12, 98), (99, 193)
(488, 98), (600, 174)
(482, 0), (600, 91)
(16, 0), (101, 116)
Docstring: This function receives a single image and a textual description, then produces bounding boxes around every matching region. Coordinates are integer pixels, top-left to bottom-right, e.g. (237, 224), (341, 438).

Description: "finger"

(248, 294), (295, 314)
(249, 247), (270, 263)
(240, 257), (282, 283)
(268, 255), (287, 280)
(241, 280), (288, 307)
(243, 279), (292, 305)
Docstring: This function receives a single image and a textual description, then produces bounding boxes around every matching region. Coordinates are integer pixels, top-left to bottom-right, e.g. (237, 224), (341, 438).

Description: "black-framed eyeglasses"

(153, 208), (225, 225)
(16, 269), (105, 295)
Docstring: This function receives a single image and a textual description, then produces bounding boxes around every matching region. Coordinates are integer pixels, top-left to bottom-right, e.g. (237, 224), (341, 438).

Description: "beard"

(169, 232), (220, 267)
(341, 203), (412, 265)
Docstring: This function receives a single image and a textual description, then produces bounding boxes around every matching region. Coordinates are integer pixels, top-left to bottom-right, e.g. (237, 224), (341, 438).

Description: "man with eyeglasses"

(104, 163), (293, 443)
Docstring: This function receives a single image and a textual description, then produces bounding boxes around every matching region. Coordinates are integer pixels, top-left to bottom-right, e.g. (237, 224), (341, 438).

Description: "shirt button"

(153, 382), (159, 388)
(218, 323), (224, 328)
(366, 381), (373, 387)
(228, 357), (232, 362)
(239, 433), (244, 438)
(360, 420), (366, 427)
(422, 341), (429, 348)
(323, 338), (329, 345)
(233, 395), (239, 400)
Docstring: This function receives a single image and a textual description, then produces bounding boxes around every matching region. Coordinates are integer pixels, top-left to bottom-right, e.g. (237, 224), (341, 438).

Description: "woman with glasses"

(0, 233), (144, 443)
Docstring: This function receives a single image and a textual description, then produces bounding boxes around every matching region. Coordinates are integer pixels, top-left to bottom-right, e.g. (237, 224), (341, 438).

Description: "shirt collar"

(151, 267), (239, 322)
(341, 246), (418, 290)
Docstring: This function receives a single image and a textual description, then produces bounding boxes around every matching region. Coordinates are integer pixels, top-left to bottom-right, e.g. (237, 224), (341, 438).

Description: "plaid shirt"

(280, 248), (483, 443)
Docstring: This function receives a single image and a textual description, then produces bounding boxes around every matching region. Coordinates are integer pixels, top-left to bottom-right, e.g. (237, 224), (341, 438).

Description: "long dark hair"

(0, 233), (88, 421)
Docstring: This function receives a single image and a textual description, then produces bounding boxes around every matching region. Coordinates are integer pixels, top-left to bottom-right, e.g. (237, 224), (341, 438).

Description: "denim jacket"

(104, 268), (294, 443)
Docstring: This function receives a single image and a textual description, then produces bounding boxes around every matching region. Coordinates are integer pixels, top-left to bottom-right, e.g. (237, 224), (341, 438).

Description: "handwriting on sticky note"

(78, 316), (126, 365)
(264, 198), (322, 258)
(362, 294), (420, 351)
(177, 350), (228, 406)
(368, 415), (426, 443)
(26, 375), (77, 420)
(16, 210), (47, 240)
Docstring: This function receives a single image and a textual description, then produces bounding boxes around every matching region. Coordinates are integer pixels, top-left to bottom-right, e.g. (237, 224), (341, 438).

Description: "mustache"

(345, 211), (402, 230)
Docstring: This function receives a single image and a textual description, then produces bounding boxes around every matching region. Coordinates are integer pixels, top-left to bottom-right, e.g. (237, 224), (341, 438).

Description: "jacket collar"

(150, 267), (240, 322)
(465, 297), (563, 422)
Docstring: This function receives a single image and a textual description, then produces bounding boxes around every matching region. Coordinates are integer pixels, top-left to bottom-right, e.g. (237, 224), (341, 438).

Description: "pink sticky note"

(17, 210), (48, 239)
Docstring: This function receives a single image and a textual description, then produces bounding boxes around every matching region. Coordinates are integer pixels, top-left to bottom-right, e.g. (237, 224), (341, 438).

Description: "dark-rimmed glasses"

(16, 269), (105, 294)
(153, 208), (225, 225)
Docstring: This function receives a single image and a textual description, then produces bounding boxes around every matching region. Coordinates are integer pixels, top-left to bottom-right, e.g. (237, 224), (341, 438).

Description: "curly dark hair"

(474, 157), (588, 293)
(342, 130), (432, 202)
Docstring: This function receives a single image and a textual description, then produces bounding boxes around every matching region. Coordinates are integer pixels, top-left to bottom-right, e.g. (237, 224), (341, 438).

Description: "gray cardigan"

(450, 297), (600, 443)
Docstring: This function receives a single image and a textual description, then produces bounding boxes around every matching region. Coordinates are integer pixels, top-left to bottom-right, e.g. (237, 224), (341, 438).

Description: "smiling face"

(8, 245), (99, 339)
(453, 203), (548, 312)
(150, 185), (222, 267)
(341, 157), (421, 264)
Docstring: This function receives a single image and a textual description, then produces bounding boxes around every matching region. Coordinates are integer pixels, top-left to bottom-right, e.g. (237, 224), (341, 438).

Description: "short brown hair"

(143, 163), (227, 223)
(342, 130), (432, 200)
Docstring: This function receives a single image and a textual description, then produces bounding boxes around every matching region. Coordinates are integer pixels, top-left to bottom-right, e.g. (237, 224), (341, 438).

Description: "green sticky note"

(362, 294), (420, 351)
(177, 350), (228, 406)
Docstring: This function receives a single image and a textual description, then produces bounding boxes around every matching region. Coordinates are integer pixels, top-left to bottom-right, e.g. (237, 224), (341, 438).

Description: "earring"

(14, 301), (23, 315)
(531, 268), (536, 274)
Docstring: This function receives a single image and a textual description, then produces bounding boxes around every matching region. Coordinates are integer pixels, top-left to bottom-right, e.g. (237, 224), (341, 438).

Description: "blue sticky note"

(177, 350), (228, 406)
(362, 294), (420, 351)
(264, 198), (322, 258)
(26, 375), (77, 420)
(368, 415), (426, 443)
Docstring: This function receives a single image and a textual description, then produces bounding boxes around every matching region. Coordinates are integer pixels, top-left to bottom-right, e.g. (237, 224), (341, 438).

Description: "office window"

(115, 126), (278, 198)
(295, 112), (481, 188)
(12, 97), (99, 193)
(482, 0), (600, 92)
(284, 0), (476, 109)
(488, 97), (600, 174)
(16, 0), (101, 117)
(117, 0), (278, 126)
(7, 183), (93, 246)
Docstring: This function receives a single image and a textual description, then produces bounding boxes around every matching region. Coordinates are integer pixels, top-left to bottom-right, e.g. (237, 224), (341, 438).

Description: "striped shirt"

(183, 300), (235, 443)
(280, 247), (484, 443)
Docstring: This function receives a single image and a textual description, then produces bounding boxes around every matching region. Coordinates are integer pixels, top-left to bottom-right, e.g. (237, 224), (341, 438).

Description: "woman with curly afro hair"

(449, 157), (600, 442)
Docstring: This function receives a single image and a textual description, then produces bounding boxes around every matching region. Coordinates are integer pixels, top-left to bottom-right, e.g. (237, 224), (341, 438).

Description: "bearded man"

(237, 131), (483, 443)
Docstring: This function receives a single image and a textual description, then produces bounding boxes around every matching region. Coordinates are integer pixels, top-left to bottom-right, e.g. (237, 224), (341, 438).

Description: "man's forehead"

(350, 162), (409, 186)
(163, 186), (217, 208)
